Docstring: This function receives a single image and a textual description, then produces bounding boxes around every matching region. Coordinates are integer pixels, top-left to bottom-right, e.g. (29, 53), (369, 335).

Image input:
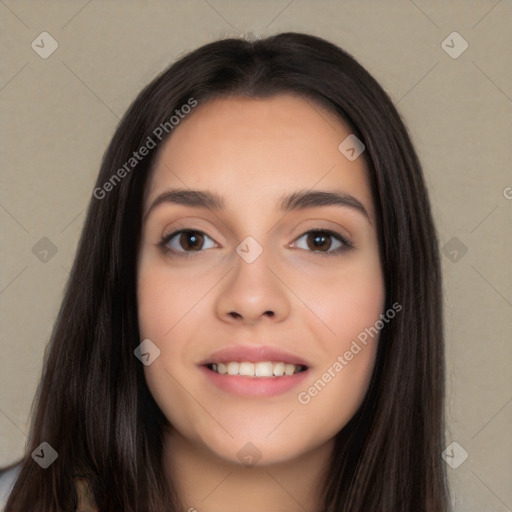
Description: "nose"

(214, 249), (291, 325)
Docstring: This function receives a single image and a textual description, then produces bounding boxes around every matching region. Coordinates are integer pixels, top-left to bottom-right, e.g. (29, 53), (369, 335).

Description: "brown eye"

(306, 231), (333, 251)
(159, 229), (216, 256)
(293, 229), (350, 255)
(179, 231), (204, 251)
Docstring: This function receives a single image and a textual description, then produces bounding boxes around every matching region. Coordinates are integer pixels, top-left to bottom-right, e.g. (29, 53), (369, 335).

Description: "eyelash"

(156, 228), (353, 259)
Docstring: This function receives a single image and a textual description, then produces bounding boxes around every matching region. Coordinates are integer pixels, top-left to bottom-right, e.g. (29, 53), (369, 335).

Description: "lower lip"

(200, 365), (310, 397)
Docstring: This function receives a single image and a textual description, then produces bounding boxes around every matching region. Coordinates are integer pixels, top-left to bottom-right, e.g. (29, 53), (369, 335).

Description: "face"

(137, 94), (385, 466)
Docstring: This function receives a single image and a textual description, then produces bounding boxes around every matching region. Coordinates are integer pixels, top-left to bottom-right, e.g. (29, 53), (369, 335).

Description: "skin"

(137, 94), (385, 511)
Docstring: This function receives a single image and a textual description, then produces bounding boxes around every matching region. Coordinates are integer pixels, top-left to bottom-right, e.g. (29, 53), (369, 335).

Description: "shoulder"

(0, 463), (22, 511)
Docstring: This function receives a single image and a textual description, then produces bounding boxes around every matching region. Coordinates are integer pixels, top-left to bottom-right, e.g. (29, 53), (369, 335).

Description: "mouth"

(204, 361), (307, 377)
(199, 345), (310, 397)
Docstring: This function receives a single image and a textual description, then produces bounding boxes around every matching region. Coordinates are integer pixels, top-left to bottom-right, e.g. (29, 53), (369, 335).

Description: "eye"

(158, 229), (217, 256)
(291, 229), (351, 255)
(157, 228), (352, 258)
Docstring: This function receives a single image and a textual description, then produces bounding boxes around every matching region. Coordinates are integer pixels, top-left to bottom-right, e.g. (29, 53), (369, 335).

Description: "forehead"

(144, 94), (374, 219)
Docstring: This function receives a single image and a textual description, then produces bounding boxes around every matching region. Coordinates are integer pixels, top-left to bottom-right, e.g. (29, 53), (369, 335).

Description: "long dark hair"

(3, 32), (448, 511)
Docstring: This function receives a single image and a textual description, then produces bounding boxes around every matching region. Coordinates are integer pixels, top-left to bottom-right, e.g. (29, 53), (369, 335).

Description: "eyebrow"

(143, 188), (370, 223)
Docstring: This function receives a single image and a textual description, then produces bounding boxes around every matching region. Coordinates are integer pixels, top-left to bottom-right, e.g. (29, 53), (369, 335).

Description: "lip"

(198, 345), (311, 398)
(200, 365), (310, 397)
(199, 345), (310, 367)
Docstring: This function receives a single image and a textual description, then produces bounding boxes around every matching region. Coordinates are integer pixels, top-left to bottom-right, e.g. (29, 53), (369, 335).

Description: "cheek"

(137, 277), (173, 340)
(137, 261), (210, 412)
(294, 254), (385, 429)
(305, 252), (385, 351)
(328, 276), (385, 343)
(137, 260), (206, 340)
(137, 264), (207, 439)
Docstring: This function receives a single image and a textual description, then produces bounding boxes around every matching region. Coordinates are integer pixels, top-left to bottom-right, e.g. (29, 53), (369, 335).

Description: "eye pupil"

(180, 231), (203, 251)
(307, 231), (331, 251)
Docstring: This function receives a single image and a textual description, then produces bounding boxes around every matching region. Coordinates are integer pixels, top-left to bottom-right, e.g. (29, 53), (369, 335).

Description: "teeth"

(239, 362), (254, 376)
(284, 363), (295, 376)
(209, 361), (305, 377)
(273, 362), (285, 376)
(227, 362), (239, 375)
(255, 361), (273, 377)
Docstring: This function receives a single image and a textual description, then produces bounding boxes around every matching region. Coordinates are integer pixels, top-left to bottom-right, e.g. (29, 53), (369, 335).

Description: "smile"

(206, 361), (307, 377)
(199, 345), (311, 396)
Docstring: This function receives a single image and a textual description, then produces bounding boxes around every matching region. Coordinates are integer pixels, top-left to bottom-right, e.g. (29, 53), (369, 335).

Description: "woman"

(1, 32), (449, 511)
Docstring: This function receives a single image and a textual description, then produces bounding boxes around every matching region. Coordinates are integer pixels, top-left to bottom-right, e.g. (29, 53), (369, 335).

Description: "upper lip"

(199, 345), (310, 367)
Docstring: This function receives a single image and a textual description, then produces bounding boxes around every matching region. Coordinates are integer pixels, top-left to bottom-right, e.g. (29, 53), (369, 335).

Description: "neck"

(163, 427), (333, 512)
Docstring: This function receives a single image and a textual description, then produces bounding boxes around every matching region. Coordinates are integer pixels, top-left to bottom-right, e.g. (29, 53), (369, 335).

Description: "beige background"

(1, 1), (511, 510)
